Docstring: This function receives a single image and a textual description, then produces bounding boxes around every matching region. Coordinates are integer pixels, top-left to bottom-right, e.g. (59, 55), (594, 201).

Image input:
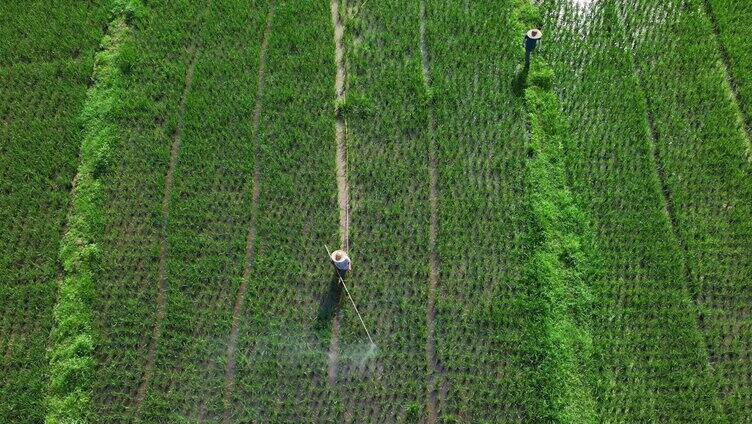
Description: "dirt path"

(328, 0), (348, 386)
(134, 46), (199, 413)
(701, 0), (752, 160)
(221, 5), (275, 423)
(420, 2), (446, 421)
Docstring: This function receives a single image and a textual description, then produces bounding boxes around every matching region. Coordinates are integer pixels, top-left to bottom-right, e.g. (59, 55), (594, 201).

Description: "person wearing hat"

(331, 250), (351, 278)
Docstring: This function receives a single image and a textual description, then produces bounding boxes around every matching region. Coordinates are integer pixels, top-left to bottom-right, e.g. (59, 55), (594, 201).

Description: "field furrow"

(420, 0), (445, 421)
(222, 3), (275, 421)
(328, 0), (349, 387)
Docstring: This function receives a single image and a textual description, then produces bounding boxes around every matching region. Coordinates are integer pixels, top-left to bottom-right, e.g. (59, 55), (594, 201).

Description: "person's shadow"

(512, 65), (528, 97)
(315, 271), (343, 331)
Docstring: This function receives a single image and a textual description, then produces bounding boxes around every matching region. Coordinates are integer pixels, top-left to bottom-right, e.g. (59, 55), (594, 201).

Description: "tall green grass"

(512, 2), (598, 422)
(47, 2), (144, 422)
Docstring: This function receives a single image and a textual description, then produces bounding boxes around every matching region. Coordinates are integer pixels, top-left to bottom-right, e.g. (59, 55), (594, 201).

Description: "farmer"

(330, 249), (351, 278)
(524, 28), (543, 69)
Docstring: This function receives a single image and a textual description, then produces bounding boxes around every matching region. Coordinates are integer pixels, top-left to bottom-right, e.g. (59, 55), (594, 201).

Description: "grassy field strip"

(137, 1), (270, 421)
(540, 0), (729, 421)
(222, 3), (274, 422)
(620, 0), (752, 419)
(337, 0), (430, 420)
(46, 3), (140, 422)
(704, 0), (752, 159)
(228, 0), (339, 420)
(134, 41), (199, 415)
(0, 2), (110, 422)
(328, 0), (348, 386)
(426, 1), (531, 420)
(0, 1), (110, 65)
(513, 1), (598, 421)
(419, 1), (445, 421)
(90, 1), (212, 421)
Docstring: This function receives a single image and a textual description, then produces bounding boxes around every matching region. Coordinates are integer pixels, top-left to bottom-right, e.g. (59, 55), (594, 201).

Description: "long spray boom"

(325, 245), (375, 346)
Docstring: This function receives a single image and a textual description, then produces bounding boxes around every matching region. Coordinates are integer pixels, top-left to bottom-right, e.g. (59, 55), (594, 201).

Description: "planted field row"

(624, 0), (752, 419)
(0, 0), (110, 65)
(139, 0), (270, 420)
(0, 2), (111, 422)
(541, 0), (752, 421)
(427, 0), (533, 420)
(89, 0), (275, 422)
(705, 0), (752, 153)
(339, 0), (429, 420)
(92, 1), (211, 421)
(231, 0), (339, 420)
(541, 1), (719, 420)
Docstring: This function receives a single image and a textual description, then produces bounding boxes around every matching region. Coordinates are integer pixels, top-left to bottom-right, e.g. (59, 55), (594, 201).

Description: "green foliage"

(3, 0), (750, 422)
(405, 402), (423, 421)
(46, 4), (138, 423)
(540, 0), (749, 421)
(513, 1), (598, 422)
(625, 0), (752, 420)
(708, 0), (752, 152)
(0, 1), (111, 65)
(0, 2), (111, 423)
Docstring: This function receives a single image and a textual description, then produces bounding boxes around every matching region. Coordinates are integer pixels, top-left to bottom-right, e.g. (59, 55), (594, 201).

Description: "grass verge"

(46, 2), (143, 422)
(514, 1), (597, 422)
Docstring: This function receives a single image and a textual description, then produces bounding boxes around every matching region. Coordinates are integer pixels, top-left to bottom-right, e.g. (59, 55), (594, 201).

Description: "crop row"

(339, 0), (430, 420)
(541, 0), (721, 421)
(624, 0), (752, 420)
(137, 0), (271, 421)
(0, 2), (111, 422)
(85, 0), (275, 422)
(230, 0), (340, 420)
(89, 1), (208, 421)
(426, 0), (535, 421)
(541, 0), (751, 421)
(705, 0), (752, 153)
(0, 0), (110, 65)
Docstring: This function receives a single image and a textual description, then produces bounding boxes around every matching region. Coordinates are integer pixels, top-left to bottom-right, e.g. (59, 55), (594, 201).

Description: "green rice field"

(1, 0), (749, 422)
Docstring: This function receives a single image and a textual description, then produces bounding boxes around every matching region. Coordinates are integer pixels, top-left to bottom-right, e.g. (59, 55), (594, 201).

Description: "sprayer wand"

(325, 245), (375, 346)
